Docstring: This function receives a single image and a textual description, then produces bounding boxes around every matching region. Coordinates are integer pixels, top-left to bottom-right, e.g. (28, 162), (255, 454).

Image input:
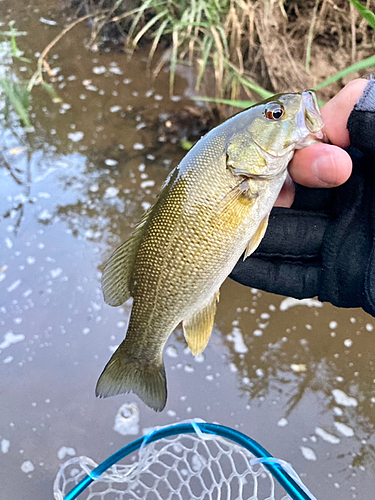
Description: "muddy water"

(0, 1), (374, 499)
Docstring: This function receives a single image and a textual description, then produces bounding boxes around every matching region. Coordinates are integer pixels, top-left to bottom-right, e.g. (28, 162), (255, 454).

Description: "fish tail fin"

(96, 342), (167, 412)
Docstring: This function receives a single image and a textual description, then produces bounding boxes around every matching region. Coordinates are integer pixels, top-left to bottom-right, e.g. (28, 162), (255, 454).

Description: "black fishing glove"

(230, 79), (375, 316)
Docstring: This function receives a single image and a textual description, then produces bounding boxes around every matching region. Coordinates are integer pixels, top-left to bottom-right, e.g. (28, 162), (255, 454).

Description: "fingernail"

(312, 153), (337, 186)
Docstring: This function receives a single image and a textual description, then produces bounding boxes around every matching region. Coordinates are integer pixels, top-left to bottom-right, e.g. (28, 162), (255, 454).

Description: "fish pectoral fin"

(102, 208), (151, 306)
(96, 340), (167, 412)
(226, 132), (266, 177)
(183, 291), (220, 357)
(244, 213), (270, 259)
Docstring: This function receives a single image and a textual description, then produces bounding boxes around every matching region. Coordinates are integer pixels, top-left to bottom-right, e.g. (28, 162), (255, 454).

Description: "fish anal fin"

(183, 291), (220, 357)
(244, 213), (270, 260)
(101, 208), (151, 307)
(96, 341), (167, 412)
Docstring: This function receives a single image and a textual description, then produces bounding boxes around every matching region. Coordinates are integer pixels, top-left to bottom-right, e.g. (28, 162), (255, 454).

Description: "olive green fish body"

(97, 91), (324, 411)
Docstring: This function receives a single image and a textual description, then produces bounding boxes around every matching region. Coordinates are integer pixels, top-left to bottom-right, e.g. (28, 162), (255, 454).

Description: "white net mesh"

(53, 432), (293, 500)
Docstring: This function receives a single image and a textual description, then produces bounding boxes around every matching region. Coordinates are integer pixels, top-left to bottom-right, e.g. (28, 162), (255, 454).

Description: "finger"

(288, 143), (352, 188)
(275, 173), (295, 207)
(321, 78), (368, 147)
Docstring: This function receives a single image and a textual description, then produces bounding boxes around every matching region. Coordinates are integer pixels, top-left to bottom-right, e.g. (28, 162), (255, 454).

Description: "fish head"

(228, 91), (324, 178)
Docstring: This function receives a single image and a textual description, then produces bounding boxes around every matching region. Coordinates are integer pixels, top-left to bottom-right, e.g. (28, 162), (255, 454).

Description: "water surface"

(1, 2), (374, 498)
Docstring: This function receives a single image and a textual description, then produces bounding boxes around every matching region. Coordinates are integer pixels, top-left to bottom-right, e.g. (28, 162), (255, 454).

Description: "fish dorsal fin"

(183, 291), (220, 356)
(244, 213), (270, 260)
(226, 132), (266, 176)
(102, 209), (151, 306)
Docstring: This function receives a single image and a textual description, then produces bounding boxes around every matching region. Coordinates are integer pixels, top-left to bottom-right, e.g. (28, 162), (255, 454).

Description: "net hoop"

(54, 421), (317, 500)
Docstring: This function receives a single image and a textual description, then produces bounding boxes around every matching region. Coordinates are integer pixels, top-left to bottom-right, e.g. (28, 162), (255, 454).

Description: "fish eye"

(265, 103), (285, 121)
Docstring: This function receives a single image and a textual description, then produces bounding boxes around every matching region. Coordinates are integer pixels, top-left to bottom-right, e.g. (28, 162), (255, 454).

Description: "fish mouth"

(301, 90), (324, 134)
(294, 90), (325, 148)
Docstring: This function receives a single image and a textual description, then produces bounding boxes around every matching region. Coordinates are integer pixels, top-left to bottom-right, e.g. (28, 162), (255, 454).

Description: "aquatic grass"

(0, 78), (31, 129)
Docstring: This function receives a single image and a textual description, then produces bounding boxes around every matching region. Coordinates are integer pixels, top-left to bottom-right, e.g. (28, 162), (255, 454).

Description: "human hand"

(276, 78), (368, 207)
(230, 77), (375, 316)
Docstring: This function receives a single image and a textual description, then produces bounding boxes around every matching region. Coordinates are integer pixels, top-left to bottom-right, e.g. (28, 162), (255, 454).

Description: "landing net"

(53, 421), (317, 500)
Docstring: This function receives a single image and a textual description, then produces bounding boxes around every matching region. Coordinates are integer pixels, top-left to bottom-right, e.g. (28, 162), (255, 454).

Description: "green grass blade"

(192, 95), (256, 108)
(313, 54), (375, 90)
(348, 0), (375, 30)
(0, 78), (32, 128)
(196, 36), (213, 88)
(149, 18), (169, 62)
(133, 9), (168, 46)
(236, 74), (273, 99)
(41, 81), (62, 103)
(127, 0), (154, 43)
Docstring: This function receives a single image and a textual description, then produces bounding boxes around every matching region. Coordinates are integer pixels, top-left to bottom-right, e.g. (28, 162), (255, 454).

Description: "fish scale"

(97, 91), (324, 411)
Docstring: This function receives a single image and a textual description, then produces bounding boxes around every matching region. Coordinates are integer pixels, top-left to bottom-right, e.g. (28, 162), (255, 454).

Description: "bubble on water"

(133, 143), (144, 150)
(5, 237), (13, 249)
(277, 417), (288, 427)
(194, 353), (205, 363)
(105, 159), (118, 166)
(253, 329), (263, 337)
(329, 321), (338, 329)
(333, 422), (354, 437)
(21, 460), (35, 473)
(280, 297), (323, 311)
(3, 356), (13, 364)
(123, 78), (132, 84)
(39, 17), (57, 25)
(333, 407), (343, 416)
(344, 339), (353, 347)
(255, 368), (264, 377)
(366, 323), (373, 332)
(109, 105), (122, 113)
(109, 66), (123, 75)
(104, 187), (119, 198)
(50, 268), (63, 278)
(67, 131), (84, 142)
(226, 327), (248, 354)
(0, 332), (25, 350)
(92, 66), (106, 74)
(1, 439), (10, 453)
(82, 328), (90, 335)
(332, 389), (358, 407)
(7, 280), (21, 292)
(167, 410), (176, 417)
(23, 289), (32, 298)
(114, 403), (139, 436)
(291, 364), (307, 373)
(315, 427), (340, 444)
(60, 103), (71, 111)
(57, 446), (76, 460)
(206, 374), (214, 381)
(184, 364), (194, 373)
(300, 446), (317, 461)
(141, 202), (151, 211)
(140, 180), (155, 189)
(166, 345), (178, 358)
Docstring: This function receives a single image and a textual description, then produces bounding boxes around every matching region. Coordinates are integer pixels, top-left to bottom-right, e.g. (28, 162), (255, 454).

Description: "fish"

(96, 91), (324, 411)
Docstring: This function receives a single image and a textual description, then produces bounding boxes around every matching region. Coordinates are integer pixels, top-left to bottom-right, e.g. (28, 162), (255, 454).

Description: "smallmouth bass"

(97, 91), (324, 411)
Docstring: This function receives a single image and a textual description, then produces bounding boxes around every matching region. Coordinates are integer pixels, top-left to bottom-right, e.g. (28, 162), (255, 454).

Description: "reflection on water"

(1, 1), (375, 499)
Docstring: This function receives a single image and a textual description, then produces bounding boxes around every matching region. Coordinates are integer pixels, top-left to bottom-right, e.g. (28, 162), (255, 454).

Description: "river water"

(0, 1), (374, 499)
